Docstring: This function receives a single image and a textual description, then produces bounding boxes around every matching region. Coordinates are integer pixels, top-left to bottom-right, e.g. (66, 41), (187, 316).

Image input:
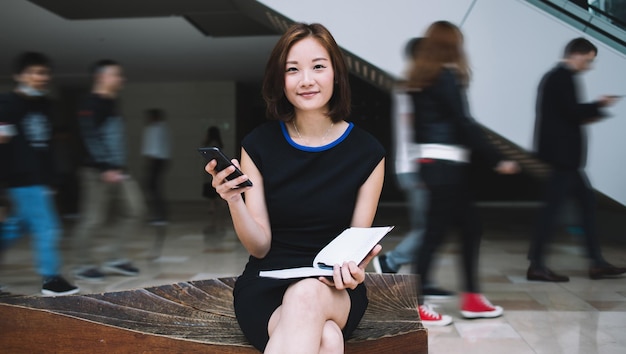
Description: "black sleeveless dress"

(233, 120), (385, 351)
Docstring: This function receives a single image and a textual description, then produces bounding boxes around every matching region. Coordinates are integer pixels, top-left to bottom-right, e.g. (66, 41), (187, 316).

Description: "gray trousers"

(73, 168), (145, 267)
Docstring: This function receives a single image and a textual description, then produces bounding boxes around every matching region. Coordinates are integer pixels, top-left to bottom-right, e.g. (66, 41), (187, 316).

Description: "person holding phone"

(200, 126), (230, 239)
(205, 23), (385, 353)
(528, 37), (625, 282)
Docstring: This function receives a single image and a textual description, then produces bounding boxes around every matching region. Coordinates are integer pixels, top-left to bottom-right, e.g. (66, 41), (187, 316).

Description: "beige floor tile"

(428, 338), (534, 354)
(2, 203), (626, 354)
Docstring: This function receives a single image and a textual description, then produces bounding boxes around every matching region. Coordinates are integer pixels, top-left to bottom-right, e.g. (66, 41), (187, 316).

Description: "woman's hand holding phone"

(201, 147), (253, 202)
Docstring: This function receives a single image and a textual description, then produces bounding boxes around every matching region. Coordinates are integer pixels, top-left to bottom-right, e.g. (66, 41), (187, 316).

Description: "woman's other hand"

(318, 244), (382, 290)
(494, 160), (520, 175)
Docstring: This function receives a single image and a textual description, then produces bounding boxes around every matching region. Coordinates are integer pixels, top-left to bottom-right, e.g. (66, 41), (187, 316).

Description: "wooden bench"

(0, 273), (427, 353)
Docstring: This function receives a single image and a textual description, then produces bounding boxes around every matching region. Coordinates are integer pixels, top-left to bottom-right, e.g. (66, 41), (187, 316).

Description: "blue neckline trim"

(280, 121), (354, 152)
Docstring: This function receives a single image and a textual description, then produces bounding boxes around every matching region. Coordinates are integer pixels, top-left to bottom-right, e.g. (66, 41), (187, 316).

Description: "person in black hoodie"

(72, 60), (145, 281)
(0, 52), (79, 295)
(527, 37), (625, 282)
(407, 21), (519, 325)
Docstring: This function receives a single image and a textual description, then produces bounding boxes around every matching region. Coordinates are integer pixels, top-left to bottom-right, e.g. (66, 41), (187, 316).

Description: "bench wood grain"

(0, 273), (427, 353)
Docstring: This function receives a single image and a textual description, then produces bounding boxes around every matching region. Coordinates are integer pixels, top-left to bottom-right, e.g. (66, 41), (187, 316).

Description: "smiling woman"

(203, 22), (386, 353)
(262, 23), (351, 125)
(283, 37), (339, 147)
(284, 38), (334, 118)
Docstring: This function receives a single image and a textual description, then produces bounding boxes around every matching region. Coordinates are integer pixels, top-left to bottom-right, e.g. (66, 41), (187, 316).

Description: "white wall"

(259, 0), (626, 205)
(120, 81), (237, 201)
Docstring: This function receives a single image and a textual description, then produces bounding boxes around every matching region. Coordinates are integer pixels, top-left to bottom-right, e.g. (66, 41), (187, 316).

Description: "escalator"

(529, 0), (626, 53)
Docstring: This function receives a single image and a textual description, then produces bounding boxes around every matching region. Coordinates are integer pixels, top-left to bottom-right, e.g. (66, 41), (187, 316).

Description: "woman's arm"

(206, 147), (272, 258)
(438, 69), (518, 174)
(320, 158), (385, 290)
(351, 159), (385, 227)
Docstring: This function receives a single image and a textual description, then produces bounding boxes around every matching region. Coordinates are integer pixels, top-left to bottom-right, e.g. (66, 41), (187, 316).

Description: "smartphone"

(198, 147), (253, 188)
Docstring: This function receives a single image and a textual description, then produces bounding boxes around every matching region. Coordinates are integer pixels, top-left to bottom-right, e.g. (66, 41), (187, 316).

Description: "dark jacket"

(534, 63), (603, 170)
(77, 93), (127, 171)
(410, 67), (502, 167)
(0, 92), (55, 187)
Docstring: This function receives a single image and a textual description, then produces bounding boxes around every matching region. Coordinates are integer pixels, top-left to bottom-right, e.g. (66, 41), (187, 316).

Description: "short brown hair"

(563, 37), (597, 58)
(262, 23), (350, 122)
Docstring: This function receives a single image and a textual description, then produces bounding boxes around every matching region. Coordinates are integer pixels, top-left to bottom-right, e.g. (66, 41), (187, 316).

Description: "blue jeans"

(385, 172), (428, 272)
(3, 185), (61, 277)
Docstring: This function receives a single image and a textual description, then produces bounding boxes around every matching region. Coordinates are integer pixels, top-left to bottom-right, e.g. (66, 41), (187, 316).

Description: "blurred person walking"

(0, 52), (79, 295)
(372, 37), (453, 299)
(527, 37), (625, 282)
(72, 60), (145, 281)
(142, 108), (170, 225)
(407, 21), (519, 325)
(201, 126), (228, 239)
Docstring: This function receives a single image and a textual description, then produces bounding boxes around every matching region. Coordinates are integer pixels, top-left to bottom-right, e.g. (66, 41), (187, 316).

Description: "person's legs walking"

(414, 180), (454, 327)
(146, 158), (167, 223)
(9, 186), (78, 295)
(381, 230), (422, 272)
(456, 186), (481, 294)
(575, 171), (602, 262)
(102, 176), (145, 275)
(454, 185), (502, 318)
(382, 172), (427, 271)
(415, 184), (453, 296)
(73, 168), (109, 280)
(151, 158), (168, 222)
(527, 169), (571, 282)
(574, 171), (626, 278)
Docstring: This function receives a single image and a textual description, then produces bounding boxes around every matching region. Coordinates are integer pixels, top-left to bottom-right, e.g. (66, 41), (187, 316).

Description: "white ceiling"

(0, 0), (279, 87)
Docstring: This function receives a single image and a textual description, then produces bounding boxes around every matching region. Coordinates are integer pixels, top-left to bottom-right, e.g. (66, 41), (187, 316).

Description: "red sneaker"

(460, 293), (503, 319)
(418, 304), (453, 326)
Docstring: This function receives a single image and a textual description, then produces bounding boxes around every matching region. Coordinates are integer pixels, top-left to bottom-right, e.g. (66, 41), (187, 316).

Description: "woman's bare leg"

(319, 320), (344, 354)
(265, 278), (350, 354)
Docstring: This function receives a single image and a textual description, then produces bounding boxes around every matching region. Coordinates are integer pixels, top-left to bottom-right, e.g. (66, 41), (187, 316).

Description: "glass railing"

(528, 0), (626, 54)
(571, 0), (626, 30)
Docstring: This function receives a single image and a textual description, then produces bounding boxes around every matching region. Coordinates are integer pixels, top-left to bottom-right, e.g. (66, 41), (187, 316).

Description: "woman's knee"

(282, 279), (350, 326)
(319, 320), (344, 354)
(283, 278), (328, 308)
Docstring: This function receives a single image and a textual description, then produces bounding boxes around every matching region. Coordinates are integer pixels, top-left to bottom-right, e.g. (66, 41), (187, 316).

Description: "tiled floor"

(1, 202), (626, 353)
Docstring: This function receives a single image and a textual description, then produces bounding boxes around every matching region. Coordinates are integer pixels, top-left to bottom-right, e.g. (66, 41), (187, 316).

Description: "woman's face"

(284, 37), (335, 116)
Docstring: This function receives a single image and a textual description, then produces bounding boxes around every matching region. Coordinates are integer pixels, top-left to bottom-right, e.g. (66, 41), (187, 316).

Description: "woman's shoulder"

(242, 121), (281, 146)
(430, 66), (465, 94)
(346, 124), (385, 156)
(438, 66), (460, 82)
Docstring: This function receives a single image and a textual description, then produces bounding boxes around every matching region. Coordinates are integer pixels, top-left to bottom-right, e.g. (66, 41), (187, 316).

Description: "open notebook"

(259, 226), (394, 279)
